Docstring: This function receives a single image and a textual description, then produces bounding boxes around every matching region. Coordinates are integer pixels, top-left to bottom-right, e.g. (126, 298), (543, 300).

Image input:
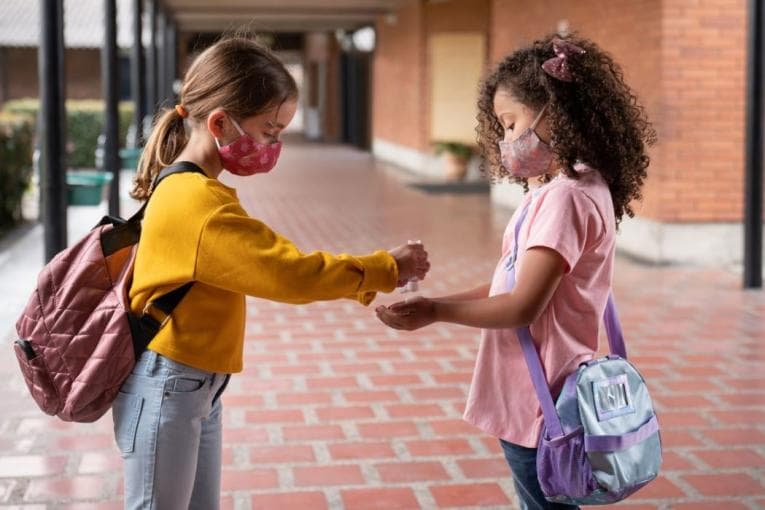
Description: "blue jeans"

(500, 439), (580, 510)
(112, 350), (230, 510)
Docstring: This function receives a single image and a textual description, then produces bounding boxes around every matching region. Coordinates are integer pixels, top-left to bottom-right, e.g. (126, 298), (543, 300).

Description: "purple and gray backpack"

(508, 203), (662, 505)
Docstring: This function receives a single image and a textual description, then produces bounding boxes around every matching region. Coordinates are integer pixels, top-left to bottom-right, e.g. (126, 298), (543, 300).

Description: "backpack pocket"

(537, 425), (599, 501)
(13, 340), (60, 416)
(112, 391), (144, 454)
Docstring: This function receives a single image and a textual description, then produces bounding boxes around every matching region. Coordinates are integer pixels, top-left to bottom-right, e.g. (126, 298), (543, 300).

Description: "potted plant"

(433, 141), (473, 182)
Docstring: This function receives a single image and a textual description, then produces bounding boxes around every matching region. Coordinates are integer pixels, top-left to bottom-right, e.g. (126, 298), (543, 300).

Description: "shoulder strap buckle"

(142, 301), (172, 329)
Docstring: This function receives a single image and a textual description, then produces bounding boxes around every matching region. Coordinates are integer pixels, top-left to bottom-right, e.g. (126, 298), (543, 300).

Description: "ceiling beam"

(175, 14), (380, 32)
(164, 0), (401, 9)
(163, 0), (404, 31)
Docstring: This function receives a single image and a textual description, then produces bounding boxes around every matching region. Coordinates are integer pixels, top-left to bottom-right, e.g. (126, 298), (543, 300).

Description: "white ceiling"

(0, 0), (136, 48)
(164, 0), (407, 32)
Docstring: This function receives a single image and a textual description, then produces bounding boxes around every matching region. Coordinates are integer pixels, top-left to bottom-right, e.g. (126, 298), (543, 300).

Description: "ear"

(206, 110), (228, 140)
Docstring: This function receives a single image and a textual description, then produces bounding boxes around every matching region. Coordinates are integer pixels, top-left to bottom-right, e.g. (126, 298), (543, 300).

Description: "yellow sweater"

(129, 172), (398, 373)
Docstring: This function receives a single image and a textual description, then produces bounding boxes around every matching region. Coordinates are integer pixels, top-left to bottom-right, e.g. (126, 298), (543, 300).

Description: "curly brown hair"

(477, 33), (656, 225)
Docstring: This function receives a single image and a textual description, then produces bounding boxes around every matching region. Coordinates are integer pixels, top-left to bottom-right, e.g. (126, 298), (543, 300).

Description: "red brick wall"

(423, 0), (490, 147)
(373, 2), (427, 151)
(426, 0), (490, 33)
(659, 0), (746, 222)
(490, 0), (665, 220)
(65, 49), (103, 99)
(0, 49), (8, 104)
(373, 0), (490, 152)
(5, 48), (39, 101)
(375, 0), (747, 223)
(4, 47), (103, 102)
(490, 0), (745, 223)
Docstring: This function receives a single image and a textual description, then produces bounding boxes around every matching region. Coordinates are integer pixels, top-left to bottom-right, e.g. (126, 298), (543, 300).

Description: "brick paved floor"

(1, 142), (764, 509)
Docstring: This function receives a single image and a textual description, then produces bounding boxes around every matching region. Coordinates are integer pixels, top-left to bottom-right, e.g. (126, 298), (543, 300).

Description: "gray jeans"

(112, 350), (230, 510)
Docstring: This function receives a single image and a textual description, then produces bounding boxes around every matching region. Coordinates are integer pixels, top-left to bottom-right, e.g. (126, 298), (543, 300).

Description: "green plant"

(3, 99), (134, 168)
(0, 113), (34, 231)
(433, 141), (473, 160)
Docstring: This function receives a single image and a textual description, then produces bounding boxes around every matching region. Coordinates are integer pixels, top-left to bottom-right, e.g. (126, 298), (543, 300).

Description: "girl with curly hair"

(376, 33), (656, 509)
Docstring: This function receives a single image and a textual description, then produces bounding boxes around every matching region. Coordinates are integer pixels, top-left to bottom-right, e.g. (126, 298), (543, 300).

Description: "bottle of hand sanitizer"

(401, 239), (421, 294)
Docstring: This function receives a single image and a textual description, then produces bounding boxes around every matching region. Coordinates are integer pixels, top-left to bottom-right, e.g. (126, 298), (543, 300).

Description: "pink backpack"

(13, 163), (202, 422)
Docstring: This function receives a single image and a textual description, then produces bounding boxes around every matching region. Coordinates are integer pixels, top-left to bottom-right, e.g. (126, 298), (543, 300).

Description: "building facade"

(372, 0), (749, 266)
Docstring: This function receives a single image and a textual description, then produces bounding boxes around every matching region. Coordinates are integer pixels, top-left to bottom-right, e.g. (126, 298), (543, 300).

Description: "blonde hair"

(131, 37), (298, 200)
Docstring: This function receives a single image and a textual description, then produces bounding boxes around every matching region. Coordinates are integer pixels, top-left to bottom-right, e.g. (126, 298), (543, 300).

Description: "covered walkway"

(1, 143), (764, 508)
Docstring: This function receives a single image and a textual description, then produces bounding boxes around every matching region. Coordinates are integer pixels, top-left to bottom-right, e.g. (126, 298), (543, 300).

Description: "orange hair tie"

(175, 104), (189, 118)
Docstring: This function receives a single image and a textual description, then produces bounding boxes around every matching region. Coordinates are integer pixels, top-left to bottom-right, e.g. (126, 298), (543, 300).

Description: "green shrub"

(433, 141), (474, 160)
(0, 113), (34, 230)
(3, 99), (134, 168)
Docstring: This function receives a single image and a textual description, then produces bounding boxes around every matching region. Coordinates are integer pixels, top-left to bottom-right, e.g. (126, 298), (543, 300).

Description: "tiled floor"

(1, 142), (764, 509)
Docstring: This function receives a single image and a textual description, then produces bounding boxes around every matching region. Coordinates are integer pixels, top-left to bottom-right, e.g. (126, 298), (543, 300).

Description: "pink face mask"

(215, 117), (282, 176)
(498, 105), (554, 178)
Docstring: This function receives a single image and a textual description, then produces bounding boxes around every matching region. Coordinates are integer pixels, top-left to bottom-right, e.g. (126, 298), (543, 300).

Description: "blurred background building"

(0, 0), (755, 268)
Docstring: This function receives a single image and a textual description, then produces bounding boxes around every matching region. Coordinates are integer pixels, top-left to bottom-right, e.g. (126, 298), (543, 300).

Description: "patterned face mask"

(498, 105), (554, 178)
(215, 117), (282, 176)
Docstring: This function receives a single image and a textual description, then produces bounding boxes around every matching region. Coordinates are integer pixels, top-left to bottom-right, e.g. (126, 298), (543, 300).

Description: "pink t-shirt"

(463, 164), (616, 447)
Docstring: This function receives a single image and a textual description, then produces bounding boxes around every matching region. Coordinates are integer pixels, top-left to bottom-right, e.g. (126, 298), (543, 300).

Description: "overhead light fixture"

(352, 27), (375, 52)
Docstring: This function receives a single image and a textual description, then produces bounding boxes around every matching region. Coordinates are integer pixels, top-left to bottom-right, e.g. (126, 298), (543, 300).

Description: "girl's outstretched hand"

(375, 296), (436, 331)
(388, 242), (430, 287)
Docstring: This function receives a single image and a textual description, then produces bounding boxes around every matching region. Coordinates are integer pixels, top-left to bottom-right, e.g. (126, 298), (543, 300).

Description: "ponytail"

(130, 107), (188, 201)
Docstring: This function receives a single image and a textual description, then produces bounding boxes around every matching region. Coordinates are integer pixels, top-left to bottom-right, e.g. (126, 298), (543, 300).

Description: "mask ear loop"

(229, 117), (246, 135)
(532, 104), (558, 176)
(530, 104), (548, 131)
(498, 104), (547, 149)
(214, 116), (246, 149)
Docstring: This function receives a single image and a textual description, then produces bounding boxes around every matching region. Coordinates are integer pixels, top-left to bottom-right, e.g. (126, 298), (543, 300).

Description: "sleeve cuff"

(355, 291), (378, 306)
(525, 242), (577, 273)
(356, 250), (399, 295)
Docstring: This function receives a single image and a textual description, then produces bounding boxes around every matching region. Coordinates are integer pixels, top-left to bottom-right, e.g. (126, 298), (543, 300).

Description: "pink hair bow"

(541, 38), (586, 82)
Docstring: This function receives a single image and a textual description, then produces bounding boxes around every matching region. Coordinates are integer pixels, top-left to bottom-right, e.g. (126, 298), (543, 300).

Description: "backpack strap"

(130, 161), (207, 354)
(100, 161), (209, 256)
(508, 198), (628, 439)
(131, 281), (195, 357)
(603, 294), (627, 359)
(126, 161), (208, 224)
